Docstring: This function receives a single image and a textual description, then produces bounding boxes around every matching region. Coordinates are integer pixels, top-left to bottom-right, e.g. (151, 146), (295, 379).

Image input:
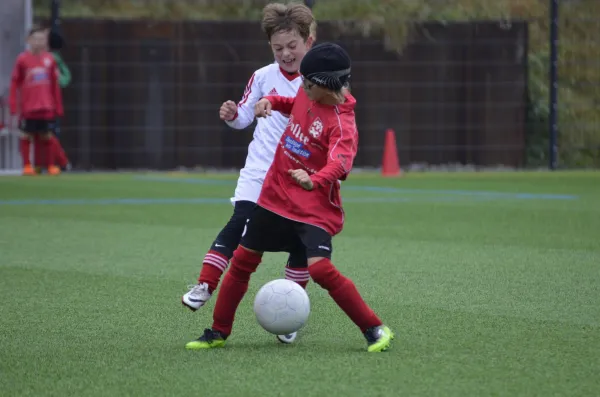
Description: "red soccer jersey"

(258, 88), (359, 236)
(9, 51), (63, 120)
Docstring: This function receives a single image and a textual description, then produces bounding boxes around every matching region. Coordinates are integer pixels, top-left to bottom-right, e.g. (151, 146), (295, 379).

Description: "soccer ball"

(253, 279), (310, 335)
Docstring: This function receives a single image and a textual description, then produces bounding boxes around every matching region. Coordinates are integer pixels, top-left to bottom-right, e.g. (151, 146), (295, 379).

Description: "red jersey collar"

(279, 66), (300, 81)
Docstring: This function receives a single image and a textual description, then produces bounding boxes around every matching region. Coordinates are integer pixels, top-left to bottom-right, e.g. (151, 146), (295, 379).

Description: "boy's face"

(28, 31), (47, 53)
(302, 77), (326, 102)
(270, 30), (313, 73)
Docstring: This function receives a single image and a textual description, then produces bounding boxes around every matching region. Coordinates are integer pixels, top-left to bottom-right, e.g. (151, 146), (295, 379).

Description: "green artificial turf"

(1, 171), (599, 397)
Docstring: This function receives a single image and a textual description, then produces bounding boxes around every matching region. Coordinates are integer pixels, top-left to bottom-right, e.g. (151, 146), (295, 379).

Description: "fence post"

(548, 0), (559, 170)
(80, 47), (91, 169)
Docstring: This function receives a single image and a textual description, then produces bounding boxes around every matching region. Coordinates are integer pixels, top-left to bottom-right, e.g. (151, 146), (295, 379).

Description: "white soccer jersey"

(226, 62), (302, 204)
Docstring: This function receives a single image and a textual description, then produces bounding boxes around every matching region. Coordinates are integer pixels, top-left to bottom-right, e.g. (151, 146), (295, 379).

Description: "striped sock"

(198, 250), (229, 292)
(285, 266), (310, 289)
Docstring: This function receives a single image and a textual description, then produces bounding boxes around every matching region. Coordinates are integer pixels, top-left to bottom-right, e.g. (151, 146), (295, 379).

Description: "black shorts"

(20, 119), (52, 134)
(48, 118), (61, 136)
(241, 206), (333, 262)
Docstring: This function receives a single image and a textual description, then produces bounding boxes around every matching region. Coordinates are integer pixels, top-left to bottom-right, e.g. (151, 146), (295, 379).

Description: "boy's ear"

(306, 36), (314, 49)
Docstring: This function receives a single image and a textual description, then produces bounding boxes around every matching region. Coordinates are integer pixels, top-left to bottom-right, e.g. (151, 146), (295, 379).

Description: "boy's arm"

(310, 116), (359, 188)
(53, 52), (72, 88)
(9, 56), (24, 115)
(225, 72), (262, 130)
(262, 95), (295, 116)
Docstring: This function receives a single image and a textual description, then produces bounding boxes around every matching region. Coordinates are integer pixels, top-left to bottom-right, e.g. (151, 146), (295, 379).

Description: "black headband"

(305, 68), (351, 91)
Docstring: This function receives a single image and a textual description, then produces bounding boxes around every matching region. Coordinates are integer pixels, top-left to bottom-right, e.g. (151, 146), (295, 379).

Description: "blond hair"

(309, 20), (317, 41)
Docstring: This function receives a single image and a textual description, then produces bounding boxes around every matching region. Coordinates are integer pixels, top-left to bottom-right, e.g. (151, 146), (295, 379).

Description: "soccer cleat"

(182, 283), (212, 311)
(48, 166), (61, 175)
(276, 332), (297, 344)
(185, 328), (227, 350)
(22, 165), (35, 176)
(364, 325), (394, 353)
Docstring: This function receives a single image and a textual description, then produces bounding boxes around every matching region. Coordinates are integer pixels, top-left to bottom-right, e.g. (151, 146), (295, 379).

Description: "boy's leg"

(211, 246), (263, 336)
(50, 119), (70, 170)
(285, 251), (310, 289)
(33, 134), (43, 173)
(19, 135), (34, 175)
(182, 200), (255, 311)
(211, 207), (288, 336)
(199, 200), (255, 290)
(19, 120), (34, 175)
(42, 128), (60, 175)
(185, 246), (262, 350)
(186, 207), (289, 349)
(51, 136), (69, 169)
(275, 251), (309, 344)
(297, 224), (394, 352)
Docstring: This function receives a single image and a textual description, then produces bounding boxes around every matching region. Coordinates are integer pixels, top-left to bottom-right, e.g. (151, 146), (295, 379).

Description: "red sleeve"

(310, 115), (359, 188)
(51, 65), (64, 117)
(263, 95), (295, 116)
(9, 56), (24, 115)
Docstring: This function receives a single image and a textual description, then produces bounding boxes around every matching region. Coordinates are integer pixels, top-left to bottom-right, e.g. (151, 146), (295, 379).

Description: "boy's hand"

(219, 100), (237, 121)
(254, 98), (272, 118)
(289, 169), (313, 191)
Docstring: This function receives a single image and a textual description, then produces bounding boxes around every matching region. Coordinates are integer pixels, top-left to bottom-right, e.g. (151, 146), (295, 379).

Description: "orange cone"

(381, 129), (402, 177)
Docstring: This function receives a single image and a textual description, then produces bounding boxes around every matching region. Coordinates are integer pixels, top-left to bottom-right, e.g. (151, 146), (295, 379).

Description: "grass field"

(1, 171), (599, 397)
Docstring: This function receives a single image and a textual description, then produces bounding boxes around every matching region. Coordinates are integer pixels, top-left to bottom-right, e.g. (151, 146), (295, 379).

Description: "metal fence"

(2, 4), (599, 173)
(39, 19), (526, 171)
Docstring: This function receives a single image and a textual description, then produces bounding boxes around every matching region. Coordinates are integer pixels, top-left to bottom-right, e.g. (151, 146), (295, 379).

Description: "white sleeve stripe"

(332, 111), (357, 172)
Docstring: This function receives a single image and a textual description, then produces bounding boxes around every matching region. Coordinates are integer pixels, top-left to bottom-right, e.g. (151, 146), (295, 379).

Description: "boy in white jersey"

(182, 3), (315, 344)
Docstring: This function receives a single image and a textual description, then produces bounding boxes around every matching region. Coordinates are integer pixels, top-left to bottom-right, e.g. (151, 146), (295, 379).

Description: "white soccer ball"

(253, 279), (310, 335)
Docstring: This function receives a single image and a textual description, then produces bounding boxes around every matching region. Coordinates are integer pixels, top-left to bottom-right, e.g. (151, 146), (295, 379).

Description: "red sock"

(309, 258), (382, 333)
(44, 138), (55, 168)
(33, 135), (43, 168)
(285, 266), (310, 289)
(50, 136), (68, 168)
(19, 138), (31, 167)
(212, 247), (262, 336)
(198, 250), (229, 292)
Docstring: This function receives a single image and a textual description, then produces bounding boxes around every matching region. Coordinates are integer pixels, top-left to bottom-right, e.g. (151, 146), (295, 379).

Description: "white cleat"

(182, 283), (212, 311)
(277, 332), (297, 344)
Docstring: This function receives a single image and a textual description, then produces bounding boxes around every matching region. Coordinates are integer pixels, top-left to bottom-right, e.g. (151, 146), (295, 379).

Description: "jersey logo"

(268, 88), (279, 96)
(284, 136), (311, 158)
(308, 117), (323, 139)
(29, 67), (49, 82)
(43, 57), (52, 68)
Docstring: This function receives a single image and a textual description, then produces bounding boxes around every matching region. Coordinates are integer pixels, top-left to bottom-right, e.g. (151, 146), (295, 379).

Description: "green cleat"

(185, 328), (227, 350)
(364, 325), (394, 352)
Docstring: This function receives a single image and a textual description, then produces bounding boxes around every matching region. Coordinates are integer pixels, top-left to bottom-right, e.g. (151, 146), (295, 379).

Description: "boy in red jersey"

(186, 43), (394, 353)
(9, 26), (63, 176)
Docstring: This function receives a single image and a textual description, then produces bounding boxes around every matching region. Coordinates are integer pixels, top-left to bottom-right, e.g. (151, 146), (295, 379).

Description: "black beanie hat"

(300, 42), (351, 91)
